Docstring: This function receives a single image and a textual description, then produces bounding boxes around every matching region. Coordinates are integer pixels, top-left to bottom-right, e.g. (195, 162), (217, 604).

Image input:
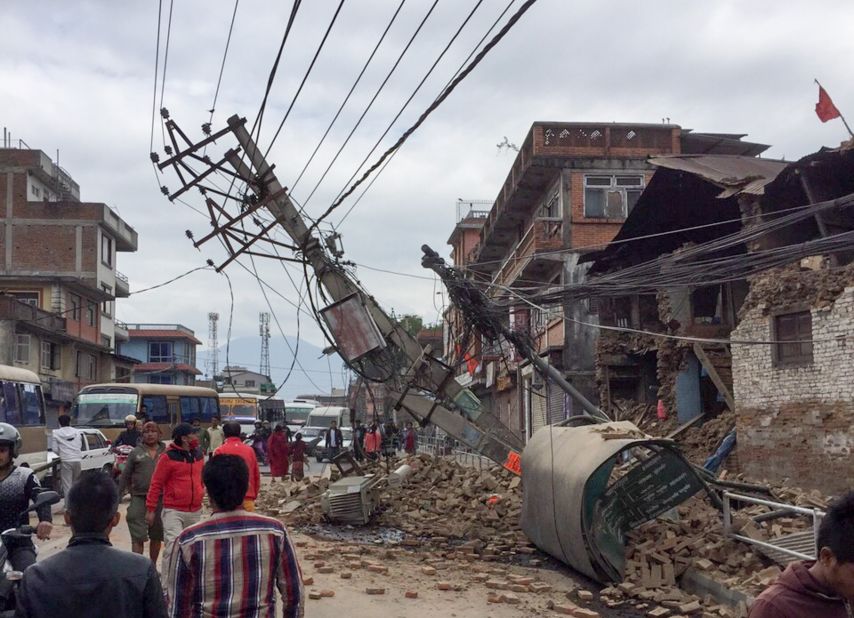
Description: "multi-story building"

(0, 146), (138, 414)
(447, 122), (767, 441)
(221, 365), (273, 394)
(118, 324), (201, 385)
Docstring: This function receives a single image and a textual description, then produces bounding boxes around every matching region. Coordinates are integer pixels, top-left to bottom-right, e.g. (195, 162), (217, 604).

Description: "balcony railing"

(492, 218), (563, 288)
(0, 296), (65, 332)
(114, 271), (130, 297)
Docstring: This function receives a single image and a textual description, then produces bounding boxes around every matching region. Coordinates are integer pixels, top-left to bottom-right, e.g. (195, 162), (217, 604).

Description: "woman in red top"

(267, 425), (289, 481)
(363, 423), (382, 461)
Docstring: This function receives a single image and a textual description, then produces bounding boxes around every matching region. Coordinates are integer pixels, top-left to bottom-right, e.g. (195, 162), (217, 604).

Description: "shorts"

(127, 495), (164, 543)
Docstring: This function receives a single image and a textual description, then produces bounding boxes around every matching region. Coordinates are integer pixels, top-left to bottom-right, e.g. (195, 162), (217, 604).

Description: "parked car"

(47, 428), (116, 478)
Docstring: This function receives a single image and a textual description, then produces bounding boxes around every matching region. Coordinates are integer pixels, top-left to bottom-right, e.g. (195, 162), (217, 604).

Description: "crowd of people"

(3, 417), (304, 617)
(3, 415), (854, 617)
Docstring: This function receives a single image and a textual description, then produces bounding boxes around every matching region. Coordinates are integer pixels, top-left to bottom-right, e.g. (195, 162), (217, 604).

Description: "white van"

(302, 406), (351, 462)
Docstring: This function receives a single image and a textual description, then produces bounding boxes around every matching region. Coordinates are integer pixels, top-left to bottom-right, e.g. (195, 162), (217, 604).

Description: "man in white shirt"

(52, 414), (84, 508)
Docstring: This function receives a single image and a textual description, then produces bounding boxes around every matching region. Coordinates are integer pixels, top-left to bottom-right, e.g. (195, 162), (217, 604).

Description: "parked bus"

(72, 383), (220, 441)
(0, 365), (51, 476)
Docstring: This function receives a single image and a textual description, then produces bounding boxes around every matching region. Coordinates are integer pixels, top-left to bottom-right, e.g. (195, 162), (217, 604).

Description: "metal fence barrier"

(722, 491), (825, 562)
(415, 434), (497, 472)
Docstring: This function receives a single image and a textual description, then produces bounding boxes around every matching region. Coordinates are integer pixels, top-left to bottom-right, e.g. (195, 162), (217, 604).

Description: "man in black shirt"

(16, 472), (167, 618)
(0, 423), (52, 572)
(113, 415), (141, 449)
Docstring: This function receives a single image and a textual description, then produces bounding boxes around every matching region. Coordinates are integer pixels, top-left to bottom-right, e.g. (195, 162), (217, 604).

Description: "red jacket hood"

(777, 562), (843, 602)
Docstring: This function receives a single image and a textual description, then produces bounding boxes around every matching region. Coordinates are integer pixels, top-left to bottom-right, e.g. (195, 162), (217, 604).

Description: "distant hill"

(200, 335), (347, 400)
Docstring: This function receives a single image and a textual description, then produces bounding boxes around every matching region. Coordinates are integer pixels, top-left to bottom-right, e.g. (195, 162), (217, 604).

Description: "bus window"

(0, 382), (22, 425)
(180, 396), (220, 423)
(141, 395), (169, 423)
(200, 397), (219, 421)
(20, 384), (44, 426)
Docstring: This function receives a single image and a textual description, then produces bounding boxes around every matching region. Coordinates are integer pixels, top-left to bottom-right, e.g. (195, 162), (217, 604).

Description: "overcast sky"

(2, 0), (853, 379)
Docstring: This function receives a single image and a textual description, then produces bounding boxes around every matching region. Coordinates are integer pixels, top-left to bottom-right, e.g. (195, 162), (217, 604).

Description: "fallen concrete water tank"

(520, 420), (706, 583)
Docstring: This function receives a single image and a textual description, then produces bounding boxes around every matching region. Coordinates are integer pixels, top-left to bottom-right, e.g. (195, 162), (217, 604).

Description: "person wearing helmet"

(113, 414), (141, 450)
(0, 422), (52, 571)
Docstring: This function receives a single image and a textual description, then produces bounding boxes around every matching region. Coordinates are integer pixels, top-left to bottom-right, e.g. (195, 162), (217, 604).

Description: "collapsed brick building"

(588, 144), (854, 492)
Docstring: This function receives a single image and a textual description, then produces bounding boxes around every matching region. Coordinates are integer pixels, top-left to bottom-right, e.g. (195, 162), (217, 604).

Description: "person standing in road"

(403, 421), (418, 455)
(17, 471), (167, 618)
(51, 414), (84, 507)
(0, 423), (52, 573)
(199, 415), (224, 458)
(364, 423), (382, 461)
(749, 491), (854, 618)
(324, 420), (343, 461)
(267, 425), (289, 482)
(289, 434), (308, 481)
(165, 455), (303, 618)
(352, 419), (366, 462)
(214, 421), (261, 511)
(113, 415), (141, 449)
(145, 423), (204, 573)
(118, 422), (166, 563)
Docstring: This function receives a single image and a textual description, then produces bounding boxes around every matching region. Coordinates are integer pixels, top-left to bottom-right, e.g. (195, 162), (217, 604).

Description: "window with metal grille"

(9, 292), (39, 307)
(774, 311), (813, 366)
(583, 175), (644, 218)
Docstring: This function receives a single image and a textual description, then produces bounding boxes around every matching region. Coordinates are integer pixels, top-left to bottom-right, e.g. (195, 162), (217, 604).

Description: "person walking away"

(214, 421), (261, 511)
(324, 420), (343, 461)
(16, 472), (167, 618)
(249, 421), (267, 465)
(403, 421), (418, 455)
(145, 423), (204, 573)
(199, 415), (224, 458)
(749, 490), (854, 617)
(363, 423), (381, 462)
(267, 425), (289, 482)
(113, 415), (141, 449)
(290, 434), (308, 481)
(352, 419), (366, 462)
(51, 414), (84, 508)
(165, 455), (303, 617)
(0, 423), (52, 574)
(118, 422), (166, 563)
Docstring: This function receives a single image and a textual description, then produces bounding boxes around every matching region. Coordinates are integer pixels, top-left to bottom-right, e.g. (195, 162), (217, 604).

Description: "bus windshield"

(74, 393), (139, 426)
(220, 398), (259, 418)
(285, 405), (313, 424)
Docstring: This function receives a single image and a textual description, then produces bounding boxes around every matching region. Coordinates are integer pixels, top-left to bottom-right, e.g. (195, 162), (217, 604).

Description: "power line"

(149, 0), (164, 155)
(297, 0), (440, 209)
(333, 0), (519, 230)
(263, 0), (347, 158)
(308, 0), (541, 232)
(157, 0), (176, 147)
(289, 0), (408, 193)
(325, 0), (486, 213)
(206, 0), (241, 126)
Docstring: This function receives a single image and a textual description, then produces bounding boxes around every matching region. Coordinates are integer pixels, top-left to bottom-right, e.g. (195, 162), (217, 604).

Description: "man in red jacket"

(750, 491), (854, 617)
(214, 421), (261, 511)
(145, 423), (204, 572)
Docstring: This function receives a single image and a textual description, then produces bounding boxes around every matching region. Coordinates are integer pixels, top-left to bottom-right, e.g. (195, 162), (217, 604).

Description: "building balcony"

(472, 122), (680, 267)
(0, 295), (66, 333)
(114, 320), (129, 342)
(115, 271), (130, 297)
(492, 218), (564, 290)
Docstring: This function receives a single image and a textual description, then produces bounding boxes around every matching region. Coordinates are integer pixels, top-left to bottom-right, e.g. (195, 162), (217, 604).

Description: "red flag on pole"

(815, 85), (841, 123)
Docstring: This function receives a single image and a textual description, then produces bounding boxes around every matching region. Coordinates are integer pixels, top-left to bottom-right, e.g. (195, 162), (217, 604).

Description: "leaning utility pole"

(156, 113), (524, 472)
(421, 245), (608, 421)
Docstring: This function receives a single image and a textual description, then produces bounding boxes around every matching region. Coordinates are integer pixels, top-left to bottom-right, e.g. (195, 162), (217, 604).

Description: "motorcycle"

(112, 444), (135, 481)
(0, 490), (61, 616)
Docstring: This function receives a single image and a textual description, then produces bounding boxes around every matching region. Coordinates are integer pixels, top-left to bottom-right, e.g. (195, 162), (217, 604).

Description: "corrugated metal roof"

(128, 329), (202, 344)
(649, 154), (788, 197)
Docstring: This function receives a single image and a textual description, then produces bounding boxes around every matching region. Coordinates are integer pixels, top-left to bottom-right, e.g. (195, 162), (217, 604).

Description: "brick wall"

(731, 286), (854, 493)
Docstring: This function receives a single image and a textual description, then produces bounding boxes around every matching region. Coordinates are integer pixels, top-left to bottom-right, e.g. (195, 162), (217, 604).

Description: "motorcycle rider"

(113, 415), (141, 449)
(0, 423), (52, 571)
